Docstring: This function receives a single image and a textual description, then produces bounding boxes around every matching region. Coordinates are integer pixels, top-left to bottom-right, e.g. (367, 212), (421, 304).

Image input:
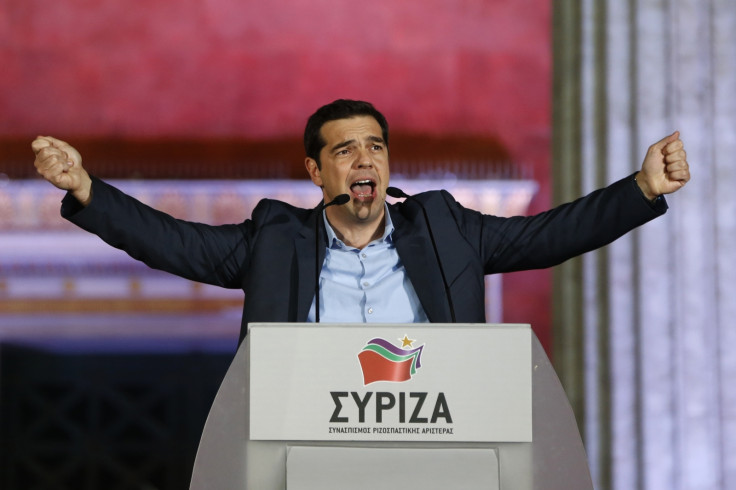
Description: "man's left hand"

(636, 131), (691, 200)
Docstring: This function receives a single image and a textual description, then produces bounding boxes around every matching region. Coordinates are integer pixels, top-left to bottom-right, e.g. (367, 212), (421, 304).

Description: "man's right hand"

(32, 136), (93, 206)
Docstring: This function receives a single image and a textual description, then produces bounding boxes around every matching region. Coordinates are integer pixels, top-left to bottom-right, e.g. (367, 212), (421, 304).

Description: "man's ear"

(305, 157), (323, 187)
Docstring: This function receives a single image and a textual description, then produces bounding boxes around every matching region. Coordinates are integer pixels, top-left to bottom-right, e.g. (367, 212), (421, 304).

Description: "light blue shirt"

(307, 204), (429, 323)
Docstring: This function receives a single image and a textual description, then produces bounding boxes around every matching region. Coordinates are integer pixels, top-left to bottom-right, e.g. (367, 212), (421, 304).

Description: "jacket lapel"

(389, 206), (452, 323)
(294, 205), (325, 322)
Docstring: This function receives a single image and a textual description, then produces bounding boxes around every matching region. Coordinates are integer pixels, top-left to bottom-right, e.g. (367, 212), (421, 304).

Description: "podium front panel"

(249, 323), (532, 442)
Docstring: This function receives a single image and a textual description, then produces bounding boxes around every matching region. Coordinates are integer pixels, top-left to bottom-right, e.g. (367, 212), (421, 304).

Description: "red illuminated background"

(1, 0), (552, 348)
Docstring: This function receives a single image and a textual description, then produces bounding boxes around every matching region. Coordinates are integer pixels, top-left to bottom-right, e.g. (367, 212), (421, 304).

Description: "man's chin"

(350, 199), (384, 221)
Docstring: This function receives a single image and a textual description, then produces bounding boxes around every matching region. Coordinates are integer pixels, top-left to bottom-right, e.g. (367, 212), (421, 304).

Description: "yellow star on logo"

(400, 335), (415, 348)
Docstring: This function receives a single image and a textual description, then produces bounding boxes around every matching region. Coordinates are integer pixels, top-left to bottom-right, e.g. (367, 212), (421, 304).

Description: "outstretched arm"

(635, 131), (691, 200)
(32, 136), (93, 205)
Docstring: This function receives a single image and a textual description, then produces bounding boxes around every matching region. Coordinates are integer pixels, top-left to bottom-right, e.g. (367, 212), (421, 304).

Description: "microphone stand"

(314, 194), (350, 323)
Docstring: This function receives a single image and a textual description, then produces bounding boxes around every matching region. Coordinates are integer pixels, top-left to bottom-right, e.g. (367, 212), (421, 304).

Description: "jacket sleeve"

(61, 176), (254, 288)
(444, 173), (668, 274)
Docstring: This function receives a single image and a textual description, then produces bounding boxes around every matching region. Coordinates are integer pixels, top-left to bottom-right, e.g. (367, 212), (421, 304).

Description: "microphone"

(321, 194), (351, 208)
(386, 186), (457, 323)
(315, 193), (350, 322)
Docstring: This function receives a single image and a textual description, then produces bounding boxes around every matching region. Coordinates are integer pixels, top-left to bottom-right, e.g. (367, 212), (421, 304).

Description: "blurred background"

(1, 0), (733, 489)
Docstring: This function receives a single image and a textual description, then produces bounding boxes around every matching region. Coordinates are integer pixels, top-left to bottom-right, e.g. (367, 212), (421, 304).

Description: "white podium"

(190, 324), (593, 489)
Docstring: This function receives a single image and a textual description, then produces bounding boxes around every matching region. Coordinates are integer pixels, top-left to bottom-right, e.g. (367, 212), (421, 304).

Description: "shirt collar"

(323, 202), (394, 249)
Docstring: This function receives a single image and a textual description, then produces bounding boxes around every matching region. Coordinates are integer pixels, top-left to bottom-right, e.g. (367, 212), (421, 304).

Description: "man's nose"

(354, 147), (373, 167)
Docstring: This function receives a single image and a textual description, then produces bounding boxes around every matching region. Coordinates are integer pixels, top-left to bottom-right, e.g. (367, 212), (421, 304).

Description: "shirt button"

(367, 307), (374, 314)
(363, 281), (370, 287)
(361, 253), (367, 259)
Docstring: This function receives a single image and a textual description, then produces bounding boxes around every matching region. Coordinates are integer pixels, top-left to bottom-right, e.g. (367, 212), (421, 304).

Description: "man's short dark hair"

(304, 99), (389, 168)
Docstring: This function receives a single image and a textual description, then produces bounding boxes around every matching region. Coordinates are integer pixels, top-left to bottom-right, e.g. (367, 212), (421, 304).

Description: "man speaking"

(32, 99), (690, 343)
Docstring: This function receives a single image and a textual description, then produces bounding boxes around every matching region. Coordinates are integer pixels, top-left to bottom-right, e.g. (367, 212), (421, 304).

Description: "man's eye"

(372, 145), (383, 151)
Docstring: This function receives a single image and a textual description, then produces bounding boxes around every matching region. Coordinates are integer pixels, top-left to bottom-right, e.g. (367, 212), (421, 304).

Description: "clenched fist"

(32, 136), (92, 205)
(636, 131), (691, 200)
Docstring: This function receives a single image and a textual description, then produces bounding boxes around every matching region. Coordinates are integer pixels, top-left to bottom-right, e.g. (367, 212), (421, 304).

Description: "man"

(33, 99), (690, 343)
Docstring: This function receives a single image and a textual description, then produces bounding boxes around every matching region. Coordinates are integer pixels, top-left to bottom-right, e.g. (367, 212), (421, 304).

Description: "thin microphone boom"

(386, 186), (457, 323)
(315, 193), (350, 323)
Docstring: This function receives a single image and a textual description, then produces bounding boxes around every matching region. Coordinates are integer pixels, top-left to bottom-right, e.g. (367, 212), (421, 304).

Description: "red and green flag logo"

(357, 335), (424, 385)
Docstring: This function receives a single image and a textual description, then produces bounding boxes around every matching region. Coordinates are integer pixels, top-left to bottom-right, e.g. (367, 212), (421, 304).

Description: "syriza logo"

(357, 335), (424, 385)
(327, 334), (453, 434)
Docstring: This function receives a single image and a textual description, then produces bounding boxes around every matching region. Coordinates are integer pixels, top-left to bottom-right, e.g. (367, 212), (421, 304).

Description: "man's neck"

(326, 211), (386, 250)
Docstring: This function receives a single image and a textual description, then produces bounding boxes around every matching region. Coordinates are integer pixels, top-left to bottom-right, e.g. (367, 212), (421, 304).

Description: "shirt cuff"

(632, 173), (665, 210)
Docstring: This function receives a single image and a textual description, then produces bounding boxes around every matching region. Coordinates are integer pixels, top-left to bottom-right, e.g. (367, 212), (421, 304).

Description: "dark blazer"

(62, 174), (666, 343)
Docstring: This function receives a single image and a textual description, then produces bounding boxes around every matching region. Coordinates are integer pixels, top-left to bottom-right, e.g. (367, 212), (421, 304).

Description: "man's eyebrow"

(330, 139), (355, 153)
(329, 136), (385, 154)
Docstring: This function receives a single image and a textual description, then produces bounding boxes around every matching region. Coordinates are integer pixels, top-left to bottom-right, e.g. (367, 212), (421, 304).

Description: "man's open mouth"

(350, 179), (376, 198)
